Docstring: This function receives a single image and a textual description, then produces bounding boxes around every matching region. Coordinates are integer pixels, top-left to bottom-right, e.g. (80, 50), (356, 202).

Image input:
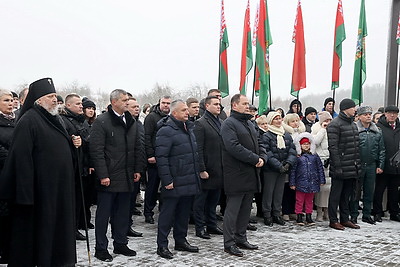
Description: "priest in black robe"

(0, 78), (77, 267)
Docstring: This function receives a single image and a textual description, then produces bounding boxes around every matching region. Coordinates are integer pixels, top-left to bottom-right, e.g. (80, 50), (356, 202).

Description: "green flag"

(218, 0), (229, 98)
(351, 0), (367, 105)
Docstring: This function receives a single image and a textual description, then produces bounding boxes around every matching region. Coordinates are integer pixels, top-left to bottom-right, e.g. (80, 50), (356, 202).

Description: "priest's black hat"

(18, 78), (56, 120)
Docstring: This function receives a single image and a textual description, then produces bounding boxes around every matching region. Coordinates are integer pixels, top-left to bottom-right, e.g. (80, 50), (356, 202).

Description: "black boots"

(305, 213), (315, 225)
(296, 214), (305, 226)
(297, 213), (315, 226)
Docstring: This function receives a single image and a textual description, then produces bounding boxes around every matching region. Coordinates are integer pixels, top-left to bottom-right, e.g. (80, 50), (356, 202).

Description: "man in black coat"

(60, 93), (92, 240)
(193, 96), (224, 239)
(221, 94), (267, 257)
(90, 89), (145, 262)
(143, 96), (171, 224)
(0, 78), (77, 266)
(373, 105), (400, 222)
(155, 100), (200, 259)
(327, 98), (361, 230)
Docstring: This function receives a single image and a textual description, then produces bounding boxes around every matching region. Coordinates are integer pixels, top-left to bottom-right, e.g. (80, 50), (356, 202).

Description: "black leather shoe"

(362, 216), (376, 225)
(145, 215), (155, 224)
(390, 213), (400, 222)
(236, 241), (258, 250)
(174, 241), (199, 253)
(374, 214), (382, 222)
(247, 223), (257, 231)
(157, 247), (173, 259)
(273, 216), (285, 226)
(196, 229), (211, 239)
(350, 216), (358, 224)
(224, 245), (243, 257)
(127, 227), (143, 237)
(113, 245), (136, 256)
(248, 218), (257, 224)
(207, 226), (223, 235)
(135, 202), (142, 207)
(264, 217), (273, 226)
(76, 231), (87, 241)
(88, 222), (95, 229)
(95, 250), (113, 262)
(133, 208), (142, 216)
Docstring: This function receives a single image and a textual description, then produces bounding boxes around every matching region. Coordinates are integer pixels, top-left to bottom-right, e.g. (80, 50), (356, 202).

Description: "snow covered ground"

(74, 205), (400, 267)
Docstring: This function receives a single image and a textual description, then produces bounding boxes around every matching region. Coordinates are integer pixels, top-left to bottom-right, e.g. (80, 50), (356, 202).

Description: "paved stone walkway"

(75, 205), (400, 267)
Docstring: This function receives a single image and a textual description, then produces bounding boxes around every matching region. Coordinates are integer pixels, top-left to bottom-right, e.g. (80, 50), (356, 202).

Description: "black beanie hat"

(83, 99), (96, 109)
(304, 107), (317, 117)
(324, 97), (335, 108)
(339, 98), (356, 111)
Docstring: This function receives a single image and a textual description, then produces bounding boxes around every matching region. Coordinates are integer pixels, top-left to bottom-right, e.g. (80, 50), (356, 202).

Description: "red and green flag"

(239, 0), (253, 95)
(331, 0), (346, 90)
(291, 0), (306, 97)
(218, 0), (229, 98)
(396, 12), (400, 44)
(351, 0), (367, 105)
(253, 0), (273, 114)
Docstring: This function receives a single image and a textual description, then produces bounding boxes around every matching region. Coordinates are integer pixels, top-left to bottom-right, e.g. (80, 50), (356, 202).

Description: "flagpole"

(268, 76), (272, 110)
(252, 62), (257, 105)
(332, 88), (336, 102)
(397, 49), (400, 106)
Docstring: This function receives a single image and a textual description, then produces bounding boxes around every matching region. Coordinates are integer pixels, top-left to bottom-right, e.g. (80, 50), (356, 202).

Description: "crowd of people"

(0, 77), (399, 266)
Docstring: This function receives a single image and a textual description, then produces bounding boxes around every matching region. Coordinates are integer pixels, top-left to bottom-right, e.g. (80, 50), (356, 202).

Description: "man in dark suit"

(221, 94), (267, 257)
(155, 100), (200, 259)
(193, 96), (224, 239)
(90, 89), (145, 262)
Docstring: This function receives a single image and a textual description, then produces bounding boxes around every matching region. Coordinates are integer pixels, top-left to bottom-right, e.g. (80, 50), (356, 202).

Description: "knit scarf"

(268, 124), (286, 149)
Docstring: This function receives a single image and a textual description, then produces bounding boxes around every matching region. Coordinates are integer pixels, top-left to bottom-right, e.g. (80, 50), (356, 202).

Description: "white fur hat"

(294, 132), (316, 155)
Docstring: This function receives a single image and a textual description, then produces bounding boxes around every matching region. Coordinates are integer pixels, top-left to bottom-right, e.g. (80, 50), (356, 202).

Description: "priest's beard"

(40, 102), (59, 116)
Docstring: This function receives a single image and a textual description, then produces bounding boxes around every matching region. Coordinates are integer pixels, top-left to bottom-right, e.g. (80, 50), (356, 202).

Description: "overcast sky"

(0, 0), (392, 100)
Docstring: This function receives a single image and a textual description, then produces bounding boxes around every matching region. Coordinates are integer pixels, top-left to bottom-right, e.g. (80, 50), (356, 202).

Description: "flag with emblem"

(331, 0), (346, 90)
(239, 0), (253, 95)
(351, 0), (367, 105)
(291, 0), (306, 97)
(253, 0), (273, 114)
(218, 0), (229, 98)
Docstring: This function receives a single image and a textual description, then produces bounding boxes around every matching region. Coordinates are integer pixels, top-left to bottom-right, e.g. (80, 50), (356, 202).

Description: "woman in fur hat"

(261, 112), (297, 226)
(280, 113), (306, 221)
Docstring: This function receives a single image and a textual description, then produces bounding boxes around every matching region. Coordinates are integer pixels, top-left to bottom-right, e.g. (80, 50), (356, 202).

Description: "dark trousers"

(129, 181), (141, 226)
(157, 195), (194, 248)
(95, 191), (130, 251)
(223, 193), (253, 248)
(262, 171), (285, 218)
(350, 164), (376, 218)
(0, 213), (10, 263)
(193, 188), (221, 232)
(373, 173), (400, 216)
(144, 164), (160, 217)
(78, 174), (95, 229)
(282, 182), (296, 215)
(328, 178), (354, 223)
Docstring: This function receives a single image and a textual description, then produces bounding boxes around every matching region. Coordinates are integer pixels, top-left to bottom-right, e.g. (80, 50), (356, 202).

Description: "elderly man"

(144, 96), (171, 224)
(155, 100), (200, 259)
(349, 106), (385, 225)
(373, 105), (400, 222)
(221, 94), (267, 257)
(90, 89), (145, 262)
(0, 78), (78, 266)
(327, 98), (361, 230)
